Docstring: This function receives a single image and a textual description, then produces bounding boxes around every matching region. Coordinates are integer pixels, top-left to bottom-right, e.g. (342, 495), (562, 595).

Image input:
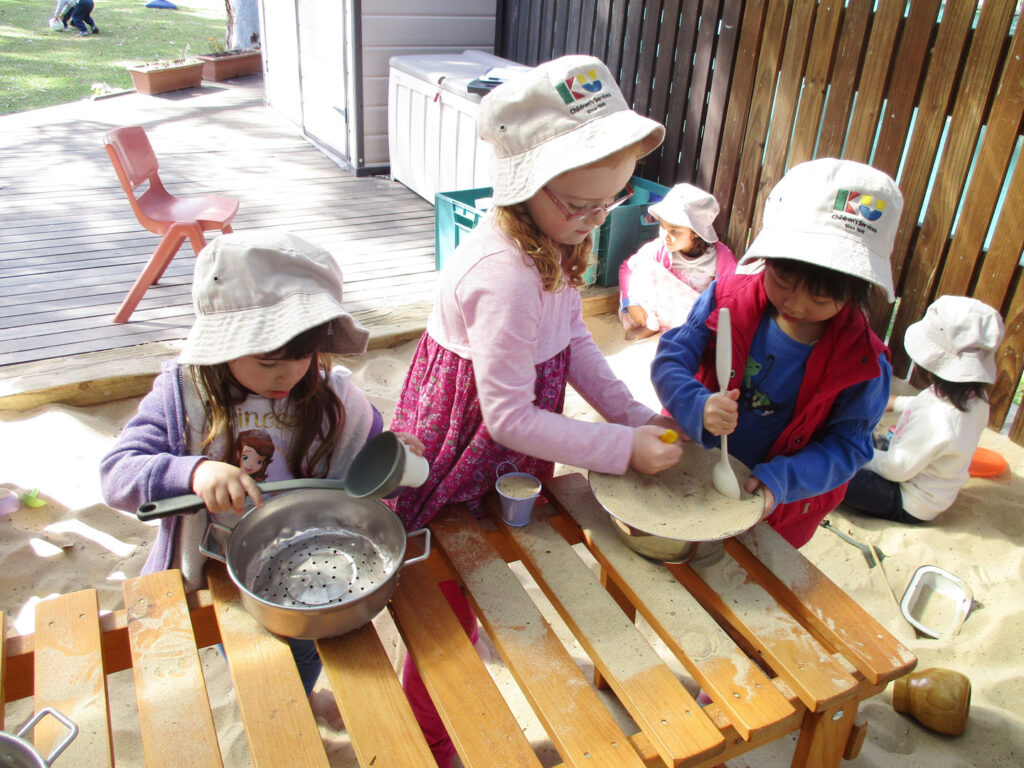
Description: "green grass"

(0, 0), (228, 115)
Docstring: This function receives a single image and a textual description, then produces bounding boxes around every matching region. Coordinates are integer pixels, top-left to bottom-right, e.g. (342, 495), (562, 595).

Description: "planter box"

(197, 49), (262, 81)
(128, 61), (204, 95)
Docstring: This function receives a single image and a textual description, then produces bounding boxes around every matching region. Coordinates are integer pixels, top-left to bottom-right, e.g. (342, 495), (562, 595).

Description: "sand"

(2, 312), (1022, 767)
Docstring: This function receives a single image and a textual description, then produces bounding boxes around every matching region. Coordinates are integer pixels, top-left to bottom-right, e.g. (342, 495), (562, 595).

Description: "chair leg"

(152, 225), (205, 285)
(113, 231), (187, 323)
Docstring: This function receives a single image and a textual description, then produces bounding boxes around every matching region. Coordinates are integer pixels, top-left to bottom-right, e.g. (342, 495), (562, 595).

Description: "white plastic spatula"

(712, 308), (742, 500)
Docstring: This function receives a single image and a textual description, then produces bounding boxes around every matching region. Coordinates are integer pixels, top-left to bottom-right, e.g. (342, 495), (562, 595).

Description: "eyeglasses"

(542, 182), (634, 221)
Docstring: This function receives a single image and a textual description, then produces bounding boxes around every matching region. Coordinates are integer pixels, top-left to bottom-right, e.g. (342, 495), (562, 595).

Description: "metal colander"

(248, 529), (395, 608)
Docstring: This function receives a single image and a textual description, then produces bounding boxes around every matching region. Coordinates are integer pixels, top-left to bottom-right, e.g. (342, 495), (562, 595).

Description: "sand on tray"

(2, 313), (1022, 767)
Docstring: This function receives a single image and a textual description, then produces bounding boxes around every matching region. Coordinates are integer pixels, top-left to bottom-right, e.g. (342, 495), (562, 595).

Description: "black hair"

(922, 370), (989, 412)
(766, 258), (873, 309)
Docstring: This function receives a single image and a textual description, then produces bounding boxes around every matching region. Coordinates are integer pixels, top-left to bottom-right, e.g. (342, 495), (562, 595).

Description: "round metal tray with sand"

(588, 442), (763, 562)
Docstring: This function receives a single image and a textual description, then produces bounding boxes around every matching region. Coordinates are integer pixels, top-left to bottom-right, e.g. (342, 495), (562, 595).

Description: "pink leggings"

(402, 580), (479, 768)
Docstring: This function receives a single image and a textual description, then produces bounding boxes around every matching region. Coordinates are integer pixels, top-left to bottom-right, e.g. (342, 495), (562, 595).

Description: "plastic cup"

(398, 441), (430, 488)
(495, 471), (541, 527)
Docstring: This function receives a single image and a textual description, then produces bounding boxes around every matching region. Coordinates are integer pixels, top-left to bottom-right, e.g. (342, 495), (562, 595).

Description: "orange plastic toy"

(968, 446), (1008, 478)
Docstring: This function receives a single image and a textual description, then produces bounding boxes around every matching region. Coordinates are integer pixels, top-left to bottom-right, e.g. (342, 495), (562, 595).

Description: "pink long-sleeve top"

(426, 215), (656, 474)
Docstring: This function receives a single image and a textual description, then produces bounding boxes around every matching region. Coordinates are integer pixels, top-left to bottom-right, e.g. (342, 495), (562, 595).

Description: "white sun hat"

(647, 183), (720, 243)
(179, 230), (370, 365)
(477, 55), (665, 206)
(739, 158), (904, 301)
(904, 295), (1004, 384)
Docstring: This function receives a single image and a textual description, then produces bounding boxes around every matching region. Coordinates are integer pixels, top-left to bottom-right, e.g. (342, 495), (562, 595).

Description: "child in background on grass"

(388, 55), (682, 766)
(619, 183), (737, 341)
(841, 295), (1004, 524)
(99, 230), (424, 697)
(652, 158), (904, 548)
(54, 0), (99, 36)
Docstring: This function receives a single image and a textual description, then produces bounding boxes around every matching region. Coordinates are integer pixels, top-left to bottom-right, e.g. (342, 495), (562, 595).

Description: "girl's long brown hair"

(189, 323), (344, 478)
(494, 144), (646, 293)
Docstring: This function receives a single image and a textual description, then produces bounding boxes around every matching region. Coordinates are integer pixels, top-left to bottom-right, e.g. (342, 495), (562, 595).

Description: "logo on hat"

(834, 190), (887, 222)
(555, 70), (604, 104)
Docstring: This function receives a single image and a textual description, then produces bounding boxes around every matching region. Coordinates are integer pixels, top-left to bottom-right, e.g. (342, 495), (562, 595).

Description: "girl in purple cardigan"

(100, 230), (422, 696)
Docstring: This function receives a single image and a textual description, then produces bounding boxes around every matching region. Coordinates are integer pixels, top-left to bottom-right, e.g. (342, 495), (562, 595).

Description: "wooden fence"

(495, 0), (1024, 443)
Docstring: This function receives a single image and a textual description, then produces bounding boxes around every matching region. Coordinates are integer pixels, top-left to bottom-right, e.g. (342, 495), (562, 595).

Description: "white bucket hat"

(179, 230), (370, 365)
(478, 55), (665, 206)
(739, 158), (903, 301)
(647, 183), (720, 243)
(904, 295), (1004, 383)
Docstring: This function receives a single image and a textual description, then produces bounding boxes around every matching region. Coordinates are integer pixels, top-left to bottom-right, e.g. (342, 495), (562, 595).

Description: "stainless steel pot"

(0, 708), (78, 768)
(139, 480), (429, 640)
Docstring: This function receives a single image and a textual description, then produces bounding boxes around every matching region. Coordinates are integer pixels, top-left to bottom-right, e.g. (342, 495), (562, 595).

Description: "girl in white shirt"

(842, 296), (1004, 523)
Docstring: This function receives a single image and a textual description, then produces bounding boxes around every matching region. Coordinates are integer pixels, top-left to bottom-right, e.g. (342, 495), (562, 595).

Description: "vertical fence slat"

(710, 0), (764, 220)
(656, 0), (699, 182)
(816, 0), (873, 159)
(936, 28), (1024, 303)
(843, 0), (910, 164)
(870, 1), (969, 335)
(618, 0), (645, 105)
(888, 0), (1017, 376)
(551, 0), (570, 59)
(677, 0), (722, 182)
(992, 275), (1024, 433)
(604, 0), (630, 76)
(695, 0), (742, 191)
(788, 0), (843, 166)
(724, 0), (789, 252)
(748, 0), (816, 239)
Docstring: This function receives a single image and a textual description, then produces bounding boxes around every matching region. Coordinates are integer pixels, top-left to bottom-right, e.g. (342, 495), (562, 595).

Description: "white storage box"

(388, 50), (528, 204)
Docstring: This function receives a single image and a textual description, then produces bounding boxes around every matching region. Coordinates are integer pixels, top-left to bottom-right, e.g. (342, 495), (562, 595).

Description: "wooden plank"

(1, 610), (6, 721)
(430, 504), (648, 768)
(317, 621), (438, 768)
(387, 559), (542, 768)
(122, 570), (223, 768)
(497, 505), (727, 767)
(677, 0), (716, 183)
(887, 0), (1017, 375)
(727, 527), (916, 685)
(725, 0), (789, 253)
(544, 474), (795, 742)
(988, 278), (1024, 430)
(696, 0), (743, 192)
(668, 554), (859, 713)
(650, 0), (688, 182)
(934, 24), (1024, 298)
(816, 0), (873, 159)
(788, 0), (842, 166)
(206, 562), (330, 768)
(711, 0), (766, 238)
(33, 590), (114, 767)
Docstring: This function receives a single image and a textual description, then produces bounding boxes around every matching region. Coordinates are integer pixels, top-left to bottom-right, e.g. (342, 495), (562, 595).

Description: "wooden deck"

(0, 77), (441, 408)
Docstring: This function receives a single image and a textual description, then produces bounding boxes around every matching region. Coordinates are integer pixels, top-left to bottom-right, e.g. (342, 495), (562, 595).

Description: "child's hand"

(626, 304), (649, 328)
(191, 459), (264, 515)
(646, 413), (688, 439)
(393, 431), (426, 456)
(744, 475), (775, 520)
(629, 425), (683, 475)
(702, 390), (739, 435)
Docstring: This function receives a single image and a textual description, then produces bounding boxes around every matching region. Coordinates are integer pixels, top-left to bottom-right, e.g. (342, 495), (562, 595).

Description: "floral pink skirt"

(388, 333), (570, 531)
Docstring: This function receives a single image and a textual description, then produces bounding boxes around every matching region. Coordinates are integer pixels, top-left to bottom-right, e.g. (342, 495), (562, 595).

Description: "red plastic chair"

(104, 125), (239, 323)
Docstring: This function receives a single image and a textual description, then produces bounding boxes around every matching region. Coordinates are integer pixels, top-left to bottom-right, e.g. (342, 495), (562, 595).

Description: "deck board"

(0, 77), (437, 372)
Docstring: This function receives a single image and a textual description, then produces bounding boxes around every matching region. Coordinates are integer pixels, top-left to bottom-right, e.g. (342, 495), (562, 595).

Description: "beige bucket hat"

(477, 55), (665, 206)
(739, 158), (904, 301)
(179, 230), (370, 365)
(904, 295), (1004, 383)
(647, 184), (720, 243)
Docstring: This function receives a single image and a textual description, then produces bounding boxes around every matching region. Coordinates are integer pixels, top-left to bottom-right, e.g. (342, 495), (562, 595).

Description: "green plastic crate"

(434, 176), (667, 286)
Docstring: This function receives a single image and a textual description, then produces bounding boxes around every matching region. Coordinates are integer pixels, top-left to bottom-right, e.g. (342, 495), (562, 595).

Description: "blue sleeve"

(651, 284), (716, 444)
(754, 351), (892, 504)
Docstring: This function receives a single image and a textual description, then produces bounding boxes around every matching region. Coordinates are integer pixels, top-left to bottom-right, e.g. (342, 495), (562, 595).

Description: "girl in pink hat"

(619, 183), (737, 341)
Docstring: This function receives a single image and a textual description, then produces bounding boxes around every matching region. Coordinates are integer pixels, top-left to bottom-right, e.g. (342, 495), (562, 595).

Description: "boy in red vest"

(651, 159), (904, 547)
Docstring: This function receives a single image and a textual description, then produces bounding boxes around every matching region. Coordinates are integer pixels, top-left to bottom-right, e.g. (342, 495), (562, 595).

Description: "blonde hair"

(493, 144), (645, 292)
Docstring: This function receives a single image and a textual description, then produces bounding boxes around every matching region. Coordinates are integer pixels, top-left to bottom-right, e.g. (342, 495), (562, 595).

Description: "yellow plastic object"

(660, 429), (679, 444)
(968, 446), (1007, 478)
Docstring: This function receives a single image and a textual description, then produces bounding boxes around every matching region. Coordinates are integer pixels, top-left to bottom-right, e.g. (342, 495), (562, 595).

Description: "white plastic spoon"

(712, 308), (742, 500)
